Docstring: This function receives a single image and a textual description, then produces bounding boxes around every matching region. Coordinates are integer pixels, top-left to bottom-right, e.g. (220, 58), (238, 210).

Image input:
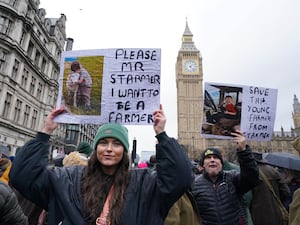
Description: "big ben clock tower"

(176, 20), (206, 159)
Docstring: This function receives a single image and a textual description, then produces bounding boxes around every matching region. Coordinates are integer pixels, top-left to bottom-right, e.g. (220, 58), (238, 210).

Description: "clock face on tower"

(183, 60), (197, 73)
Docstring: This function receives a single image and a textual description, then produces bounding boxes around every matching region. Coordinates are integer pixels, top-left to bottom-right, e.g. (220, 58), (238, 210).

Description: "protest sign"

(55, 48), (161, 125)
(241, 85), (277, 141)
(201, 82), (277, 141)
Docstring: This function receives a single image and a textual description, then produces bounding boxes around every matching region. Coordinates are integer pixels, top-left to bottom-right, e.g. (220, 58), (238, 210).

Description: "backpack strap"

(96, 185), (114, 225)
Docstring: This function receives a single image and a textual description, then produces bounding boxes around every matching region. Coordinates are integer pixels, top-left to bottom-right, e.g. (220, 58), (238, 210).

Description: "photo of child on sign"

(202, 83), (243, 138)
(62, 56), (103, 115)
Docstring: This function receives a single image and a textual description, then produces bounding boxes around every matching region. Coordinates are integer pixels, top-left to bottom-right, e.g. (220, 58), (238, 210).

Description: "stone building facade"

(0, 0), (98, 156)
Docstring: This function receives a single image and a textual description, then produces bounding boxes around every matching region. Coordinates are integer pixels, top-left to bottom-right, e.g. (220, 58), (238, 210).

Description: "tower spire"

(180, 19), (199, 52)
(183, 18), (193, 36)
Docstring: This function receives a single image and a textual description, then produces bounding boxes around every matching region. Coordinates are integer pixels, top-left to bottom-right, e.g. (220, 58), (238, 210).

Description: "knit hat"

(200, 148), (224, 166)
(77, 141), (93, 156)
(93, 123), (129, 152)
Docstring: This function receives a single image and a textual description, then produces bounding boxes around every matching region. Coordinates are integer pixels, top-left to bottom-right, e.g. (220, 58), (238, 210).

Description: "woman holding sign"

(10, 105), (194, 225)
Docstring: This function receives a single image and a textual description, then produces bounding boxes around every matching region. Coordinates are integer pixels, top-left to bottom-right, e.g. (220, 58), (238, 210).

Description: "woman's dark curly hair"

(81, 150), (130, 225)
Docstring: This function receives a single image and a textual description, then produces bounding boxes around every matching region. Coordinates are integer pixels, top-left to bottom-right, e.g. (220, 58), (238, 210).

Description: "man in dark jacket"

(192, 130), (259, 225)
(250, 152), (290, 225)
(0, 180), (28, 225)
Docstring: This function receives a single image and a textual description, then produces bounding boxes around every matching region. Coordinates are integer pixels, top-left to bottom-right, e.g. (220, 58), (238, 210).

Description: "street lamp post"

(192, 136), (195, 156)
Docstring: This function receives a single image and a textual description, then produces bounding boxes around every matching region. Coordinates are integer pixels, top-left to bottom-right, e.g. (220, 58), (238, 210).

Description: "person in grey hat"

(10, 105), (194, 225)
(191, 130), (259, 225)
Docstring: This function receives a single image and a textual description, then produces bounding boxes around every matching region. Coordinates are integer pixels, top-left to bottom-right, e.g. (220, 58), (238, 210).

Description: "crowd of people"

(1, 104), (300, 225)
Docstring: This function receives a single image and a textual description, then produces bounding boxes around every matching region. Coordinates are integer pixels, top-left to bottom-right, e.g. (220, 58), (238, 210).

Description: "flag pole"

(131, 138), (137, 168)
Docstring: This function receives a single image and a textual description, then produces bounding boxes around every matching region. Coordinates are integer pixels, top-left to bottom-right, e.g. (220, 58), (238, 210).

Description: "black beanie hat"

(200, 148), (224, 166)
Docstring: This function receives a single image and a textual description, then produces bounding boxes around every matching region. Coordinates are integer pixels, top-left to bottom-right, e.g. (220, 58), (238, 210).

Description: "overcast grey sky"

(40, 0), (300, 154)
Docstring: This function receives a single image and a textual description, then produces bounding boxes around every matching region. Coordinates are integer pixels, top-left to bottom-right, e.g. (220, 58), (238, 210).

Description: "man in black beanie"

(191, 130), (259, 225)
